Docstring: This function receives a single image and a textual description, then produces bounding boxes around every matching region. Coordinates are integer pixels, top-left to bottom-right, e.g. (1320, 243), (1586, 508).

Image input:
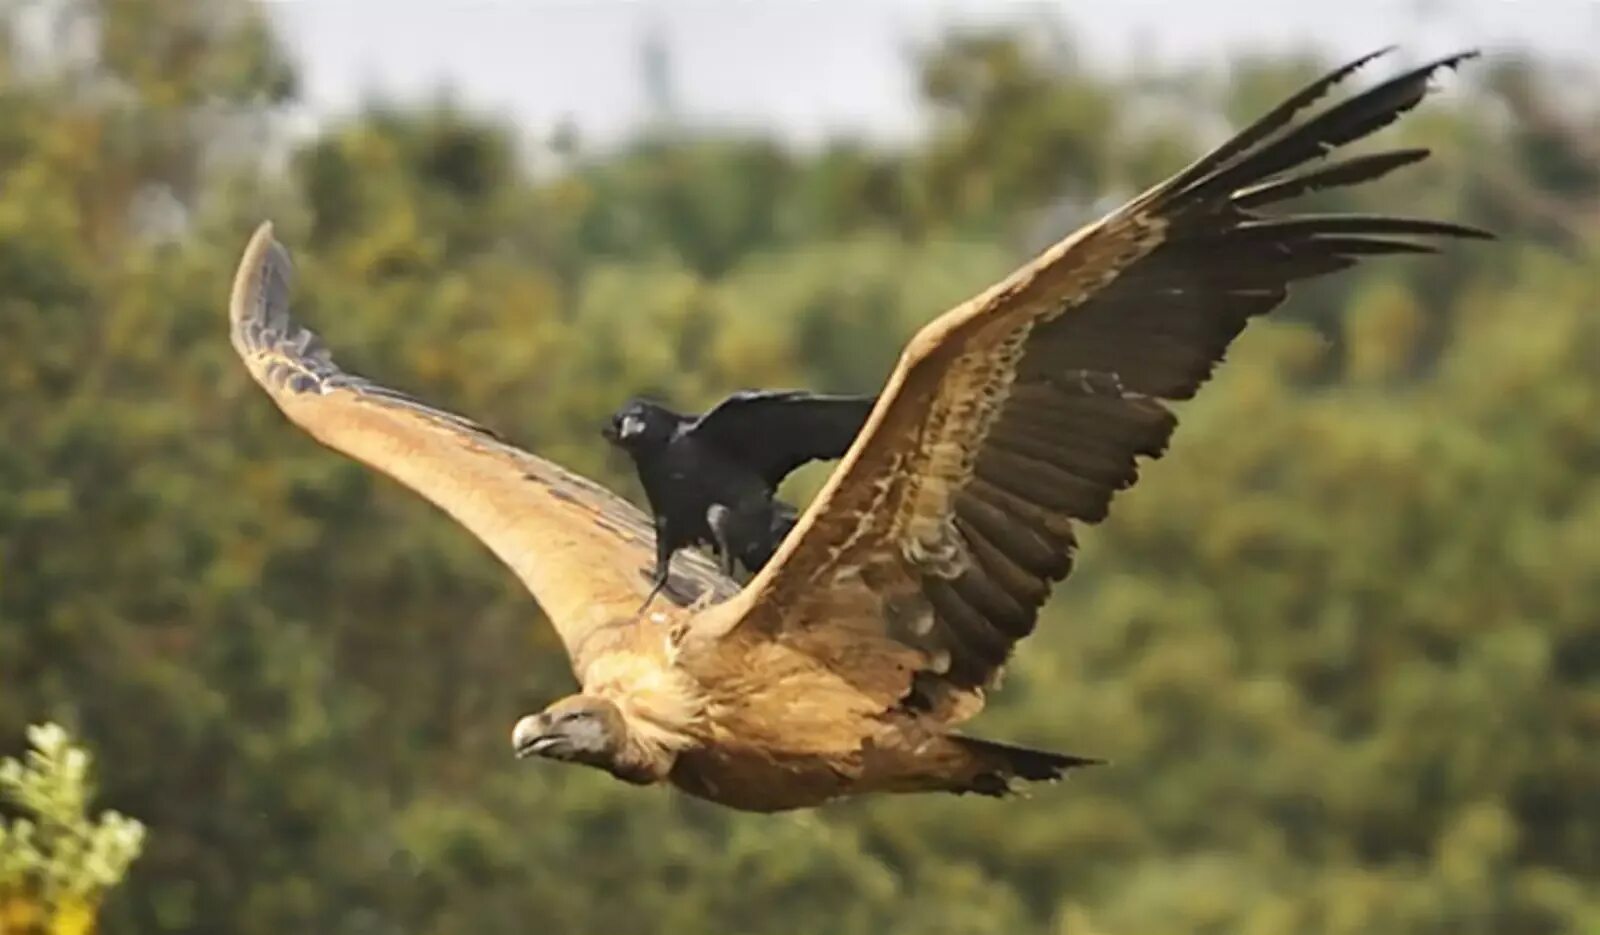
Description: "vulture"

(601, 391), (876, 598)
(228, 50), (1489, 812)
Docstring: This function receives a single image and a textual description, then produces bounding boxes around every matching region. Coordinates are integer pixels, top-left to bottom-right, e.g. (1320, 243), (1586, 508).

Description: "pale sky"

(265, 0), (1599, 145)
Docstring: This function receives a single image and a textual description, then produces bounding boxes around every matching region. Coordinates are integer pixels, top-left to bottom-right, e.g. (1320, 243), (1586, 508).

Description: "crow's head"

(602, 398), (681, 454)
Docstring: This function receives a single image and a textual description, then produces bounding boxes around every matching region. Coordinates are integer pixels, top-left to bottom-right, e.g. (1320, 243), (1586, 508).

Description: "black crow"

(602, 390), (875, 605)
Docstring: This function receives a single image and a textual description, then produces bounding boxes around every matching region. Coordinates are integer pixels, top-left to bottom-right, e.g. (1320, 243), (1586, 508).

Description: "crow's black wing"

(687, 390), (877, 488)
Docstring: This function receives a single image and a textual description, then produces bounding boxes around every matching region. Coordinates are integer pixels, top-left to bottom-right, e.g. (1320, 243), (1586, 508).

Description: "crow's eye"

(620, 414), (645, 438)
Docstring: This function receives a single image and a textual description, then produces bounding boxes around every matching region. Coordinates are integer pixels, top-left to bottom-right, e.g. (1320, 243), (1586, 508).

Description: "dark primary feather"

(688, 390), (878, 488)
(1233, 148), (1430, 208)
(1170, 46), (1397, 187)
(913, 49), (1490, 690)
(1167, 51), (1478, 206)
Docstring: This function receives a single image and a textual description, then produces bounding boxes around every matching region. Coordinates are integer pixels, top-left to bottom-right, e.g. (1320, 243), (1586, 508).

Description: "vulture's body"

(227, 51), (1489, 812)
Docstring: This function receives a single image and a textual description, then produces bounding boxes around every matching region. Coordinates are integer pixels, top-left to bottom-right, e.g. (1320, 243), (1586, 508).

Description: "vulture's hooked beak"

(511, 714), (559, 759)
(600, 423), (619, 445)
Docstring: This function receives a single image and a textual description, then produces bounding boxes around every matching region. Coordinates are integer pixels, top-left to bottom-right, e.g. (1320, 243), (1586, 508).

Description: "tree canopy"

(2, 4), (1596, 932)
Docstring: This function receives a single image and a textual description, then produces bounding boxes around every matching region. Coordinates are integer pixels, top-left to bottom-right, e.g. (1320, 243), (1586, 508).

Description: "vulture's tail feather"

(946, 735), (1103, 797)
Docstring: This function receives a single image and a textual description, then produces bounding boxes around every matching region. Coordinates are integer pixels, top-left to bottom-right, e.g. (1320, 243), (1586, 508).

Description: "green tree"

(3, 5), (1596, 932)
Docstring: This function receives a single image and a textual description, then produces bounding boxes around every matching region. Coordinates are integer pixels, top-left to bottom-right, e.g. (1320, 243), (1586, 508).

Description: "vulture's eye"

(619, 414), (645, 439)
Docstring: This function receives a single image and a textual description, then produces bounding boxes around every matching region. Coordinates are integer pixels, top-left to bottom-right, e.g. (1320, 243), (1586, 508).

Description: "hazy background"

(2, 1), (1597, 933)
(268, 0), (1600, 143)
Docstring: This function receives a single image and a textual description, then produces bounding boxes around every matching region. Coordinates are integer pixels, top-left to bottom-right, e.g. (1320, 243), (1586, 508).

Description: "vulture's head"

(601, 398), (681, 456)
(512, 695), (640, 780)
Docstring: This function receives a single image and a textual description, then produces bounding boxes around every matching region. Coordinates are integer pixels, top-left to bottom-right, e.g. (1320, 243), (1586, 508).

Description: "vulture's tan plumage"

(230, 50), (1489, 811)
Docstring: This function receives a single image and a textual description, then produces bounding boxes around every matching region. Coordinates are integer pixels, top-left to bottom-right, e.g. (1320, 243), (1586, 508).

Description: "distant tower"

(639, 19), (680, 134)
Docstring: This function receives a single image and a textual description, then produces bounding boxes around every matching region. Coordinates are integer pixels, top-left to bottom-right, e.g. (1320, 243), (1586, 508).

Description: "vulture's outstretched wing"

(229, 223), (736, 664)
(688, 390), (878, 487)
(702, 50), (1490, 719)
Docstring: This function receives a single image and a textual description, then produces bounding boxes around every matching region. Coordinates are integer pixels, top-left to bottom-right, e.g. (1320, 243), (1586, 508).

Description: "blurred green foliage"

(1, 2), (1597, 932)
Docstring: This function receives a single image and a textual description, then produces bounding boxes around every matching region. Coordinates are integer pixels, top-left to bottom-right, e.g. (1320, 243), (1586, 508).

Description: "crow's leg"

(638, 562), (670, 615)
(737, 502), (792, 573)
(706, 504), (736, 577)
(638, 522), (674, 615)
(741, 537), (776, 575)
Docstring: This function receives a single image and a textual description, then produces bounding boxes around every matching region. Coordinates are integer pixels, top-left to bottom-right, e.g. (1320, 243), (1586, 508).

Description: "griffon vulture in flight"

(229, 50), (1488, 811)
(602, 391), (876, 596)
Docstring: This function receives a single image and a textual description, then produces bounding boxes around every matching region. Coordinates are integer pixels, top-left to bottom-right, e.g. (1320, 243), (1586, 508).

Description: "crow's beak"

(511, 714), (556, 759)
(600, 423), (620, 445)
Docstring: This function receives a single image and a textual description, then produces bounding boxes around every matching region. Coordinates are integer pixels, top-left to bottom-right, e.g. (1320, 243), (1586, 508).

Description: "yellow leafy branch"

(0, 724), (145, 935)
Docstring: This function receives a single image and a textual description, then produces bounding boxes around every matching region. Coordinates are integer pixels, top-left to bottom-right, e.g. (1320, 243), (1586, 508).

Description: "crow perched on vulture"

(228, 50), (1489, 811)
(602, 392), (876, 603)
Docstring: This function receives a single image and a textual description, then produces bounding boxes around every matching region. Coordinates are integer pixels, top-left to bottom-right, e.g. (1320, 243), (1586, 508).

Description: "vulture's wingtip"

(230, 221), (276, 311)
(228, 220), (296, 360)
(237, 220), (277, 277)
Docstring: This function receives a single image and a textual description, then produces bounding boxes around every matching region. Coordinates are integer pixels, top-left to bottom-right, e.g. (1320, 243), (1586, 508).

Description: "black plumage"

(603, 390), (876, 605)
